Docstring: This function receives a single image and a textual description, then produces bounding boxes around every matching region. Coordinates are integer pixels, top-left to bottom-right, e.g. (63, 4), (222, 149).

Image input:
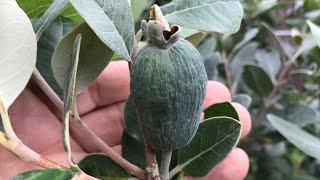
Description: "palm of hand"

(0, 62), (251, 180)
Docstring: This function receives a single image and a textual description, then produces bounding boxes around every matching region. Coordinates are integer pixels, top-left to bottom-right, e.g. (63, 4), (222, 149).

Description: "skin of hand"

(0, 61), (251, 179)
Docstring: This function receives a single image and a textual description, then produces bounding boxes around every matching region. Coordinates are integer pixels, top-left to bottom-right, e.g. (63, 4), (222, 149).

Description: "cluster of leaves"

(0, 0), (247, 179)
(194, 0), (320, 179)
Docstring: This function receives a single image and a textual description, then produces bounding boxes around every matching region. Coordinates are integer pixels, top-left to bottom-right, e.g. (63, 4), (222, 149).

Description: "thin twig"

(0, 89), (63, 170)
(0, 130), (62, 169)
(31, 69), (63, 113)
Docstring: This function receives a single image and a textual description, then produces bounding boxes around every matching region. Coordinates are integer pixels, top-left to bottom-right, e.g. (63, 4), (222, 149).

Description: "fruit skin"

(131, 38), (207, 150)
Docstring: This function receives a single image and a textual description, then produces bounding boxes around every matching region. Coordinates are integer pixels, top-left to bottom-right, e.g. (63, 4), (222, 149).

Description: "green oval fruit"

(131, 20), (207, 150)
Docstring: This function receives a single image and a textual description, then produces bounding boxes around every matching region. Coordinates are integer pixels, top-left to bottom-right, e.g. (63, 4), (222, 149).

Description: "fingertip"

(210, 148), (249, 180)
(231, 102), (252, 138)
(203, 81), (232, 109)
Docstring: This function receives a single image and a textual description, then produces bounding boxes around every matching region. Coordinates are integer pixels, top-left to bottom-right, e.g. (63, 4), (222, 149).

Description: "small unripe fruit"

(130, 16), (207, 151)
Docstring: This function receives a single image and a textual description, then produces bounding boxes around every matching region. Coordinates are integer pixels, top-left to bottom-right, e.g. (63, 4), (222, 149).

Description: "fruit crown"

(141, 4), (181, 49)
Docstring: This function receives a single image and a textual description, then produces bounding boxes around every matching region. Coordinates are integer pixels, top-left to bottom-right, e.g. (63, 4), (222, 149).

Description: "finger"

(186, 148), (249, 180)
(71, 102), (125, 152)
(77, 61), (130, 116)
(203, 81), (232, 109)
(231, 102), (251, 138)
(8, 89), (84, 154)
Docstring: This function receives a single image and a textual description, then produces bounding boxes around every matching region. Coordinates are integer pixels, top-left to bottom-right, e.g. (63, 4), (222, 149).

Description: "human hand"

(0, 61), (251, 179)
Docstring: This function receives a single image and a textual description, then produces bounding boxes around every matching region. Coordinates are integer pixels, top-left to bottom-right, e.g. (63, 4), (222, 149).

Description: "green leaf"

(230, 42), (259, 77)
(267, 114), (320, 160)
(31, 0), (70, 40)
(124, 95), (143, 141)
(122, 130), (146, 169)
(37, 17), (75, 99)
(13, 169), (75, 180)
(242, 64), (274, 96)
(131, 0), (148, 21)
(204, 102), (239, 120)
(307, 20), (320, 48)
(255, 0), (282, 16)
(52, 23), (114, 92)
(180, 27), (204, 46)
(0, 0), (37, 108)
(203, 52), (220, 80)
(232, 94), (252, 108)
(78, 154), (131, 179)
(17, 0), (82, 24)
(283, 104), (319, 127)
(233, 28), (259, 52)
(303, 0), (320, 11)
(260, 23), (286, 62)
(69, 0), (135, 60)
(122, 130), (178, 170)
(197, 36), (217, 58)
(296, 34), (317, 55)
(161, 0), (244, 35)
(185, 32), (205, 46)
(255, 49), (281, 78)
(172, 117), (241, 177)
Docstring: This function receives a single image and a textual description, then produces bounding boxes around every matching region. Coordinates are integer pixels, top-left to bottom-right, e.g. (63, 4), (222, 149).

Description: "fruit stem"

(160, 150), (172, 180)
(145, 139), (161, 180)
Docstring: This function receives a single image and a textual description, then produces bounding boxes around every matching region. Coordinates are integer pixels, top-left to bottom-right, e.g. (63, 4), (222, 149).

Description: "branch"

(0, 89), (63, 170)
(31, 69), (63, 113)
(30, 70), (146, 179)
(0, 132), (63, 169)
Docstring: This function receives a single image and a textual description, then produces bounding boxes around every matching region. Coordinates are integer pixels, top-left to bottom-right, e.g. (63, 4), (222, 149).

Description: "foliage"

(78, 154), (131, 179)
(14, 169), (75, 180)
